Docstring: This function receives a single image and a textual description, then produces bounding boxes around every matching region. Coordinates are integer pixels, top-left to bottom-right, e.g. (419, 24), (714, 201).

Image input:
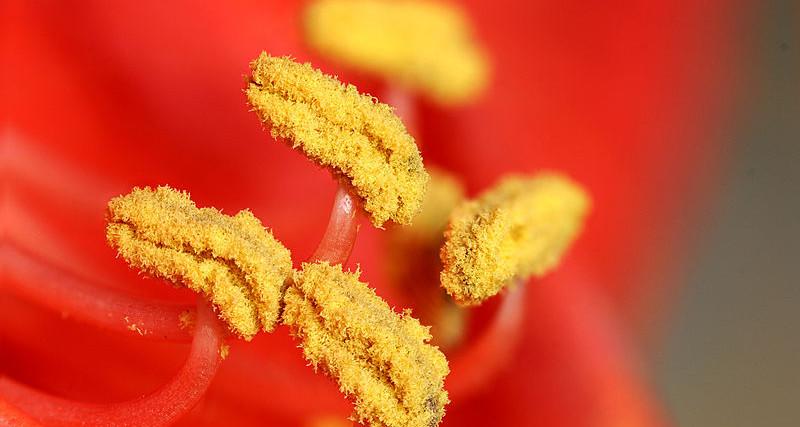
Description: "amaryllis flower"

(2, 0), (747, 426)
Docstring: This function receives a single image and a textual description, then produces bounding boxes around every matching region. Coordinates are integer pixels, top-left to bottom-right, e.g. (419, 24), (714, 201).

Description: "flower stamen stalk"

(309, 185), (361, 265)
(446, 282), (525, 398)
(2, 244), (197, 341)
(383, 85), (418, 141)
(0, 297), (225, 426)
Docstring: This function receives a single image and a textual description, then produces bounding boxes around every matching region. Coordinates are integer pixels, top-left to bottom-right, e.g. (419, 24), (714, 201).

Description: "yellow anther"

(283, 262), (449, 427)
(304, 0), (489, 105)
(440, 173), (590, 306)
(407, 168), (466, 241)
(246, 54), (428, 228)
(106, 186), (293, 340)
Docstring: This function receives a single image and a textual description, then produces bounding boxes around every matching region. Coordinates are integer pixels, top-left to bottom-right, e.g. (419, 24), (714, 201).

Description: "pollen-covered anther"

(282, 262), (449, 427)
(246, 54), (428, 228)
(106, 186), (293, 340)
(304, 0), (490, 105)
(440, 173), (590, 306)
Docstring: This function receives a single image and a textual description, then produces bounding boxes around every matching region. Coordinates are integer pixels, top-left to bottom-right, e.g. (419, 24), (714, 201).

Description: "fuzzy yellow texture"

(283, 262), (449, 427)
(304, 0), (489, 105)
(440, 173), (590, 306)
(106, 186), (293, 340)
(246, 54), (428, 228)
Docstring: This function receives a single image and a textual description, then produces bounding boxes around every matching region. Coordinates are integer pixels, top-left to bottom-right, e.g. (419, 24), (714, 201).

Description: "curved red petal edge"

(0, 297), (224, 427)
(532, 273), (669, 427)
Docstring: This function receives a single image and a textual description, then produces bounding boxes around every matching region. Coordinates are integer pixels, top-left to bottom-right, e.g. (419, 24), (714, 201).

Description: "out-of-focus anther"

(304, 0), (490, 105)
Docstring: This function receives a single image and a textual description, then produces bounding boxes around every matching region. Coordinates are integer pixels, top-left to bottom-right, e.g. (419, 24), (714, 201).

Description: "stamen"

(0, 297), (225, 426)
(2, 244), (196, 341)
(446, 284), (525, 398)
(106, 186), (293, 340)
(246, 54), (428, 228)
(440, 173), (590, 306)
(282, 262), (449, 427)
(309, 186), (361, 264)
(304, 0), (489, 105)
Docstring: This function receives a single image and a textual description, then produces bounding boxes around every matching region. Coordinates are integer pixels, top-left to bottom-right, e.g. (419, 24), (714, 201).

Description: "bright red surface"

(2, 0), (747, 425)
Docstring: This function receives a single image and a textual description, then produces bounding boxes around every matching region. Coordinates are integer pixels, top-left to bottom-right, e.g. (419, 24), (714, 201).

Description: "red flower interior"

(2, 0), (748, 425)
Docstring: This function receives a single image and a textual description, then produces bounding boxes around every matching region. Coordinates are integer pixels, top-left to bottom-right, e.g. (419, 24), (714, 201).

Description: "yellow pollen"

(219, 344), (231, 360)
(178, 310), (195, 330)
(440, 173), (590, 306)
(282, 262), (449, 427)
(246, 53), (428, 228)
(106, 186), (293, 340)
(304, 0), (489, 105)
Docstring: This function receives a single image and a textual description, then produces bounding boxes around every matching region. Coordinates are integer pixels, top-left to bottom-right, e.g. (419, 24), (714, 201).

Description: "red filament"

(0, 297), (224, 427)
